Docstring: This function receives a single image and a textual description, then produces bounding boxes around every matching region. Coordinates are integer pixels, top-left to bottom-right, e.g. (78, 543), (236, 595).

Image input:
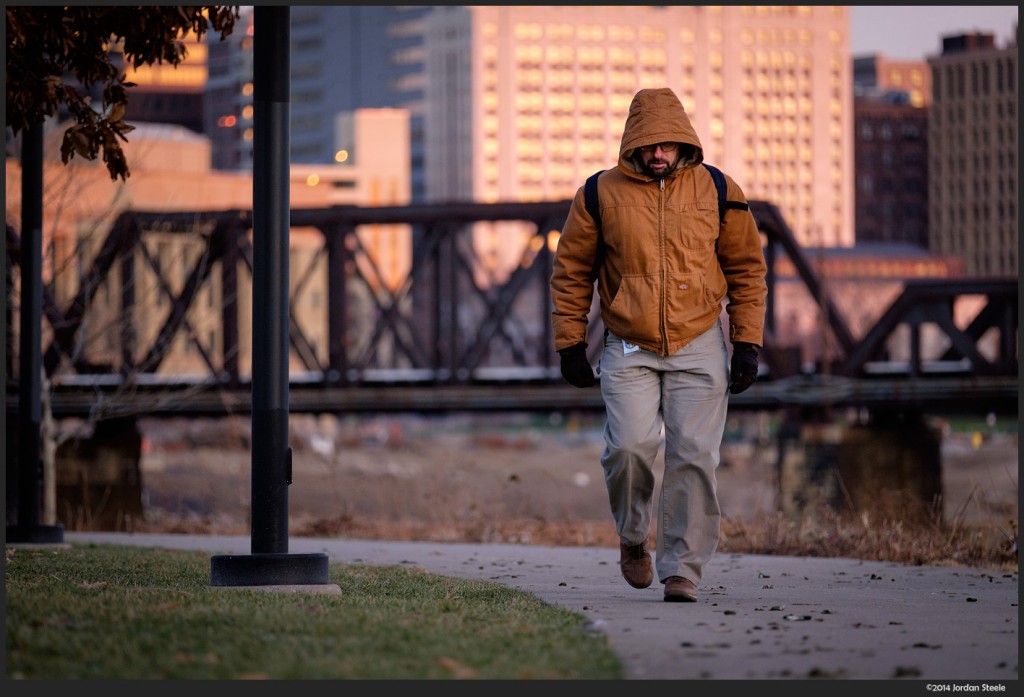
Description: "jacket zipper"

(658, 178), (668, 354)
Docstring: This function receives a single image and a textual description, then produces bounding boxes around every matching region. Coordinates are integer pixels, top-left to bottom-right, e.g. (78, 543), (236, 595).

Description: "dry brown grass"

(289, 456), (1018, 573)
(719, 509), (1018, 572)
(122, 481), (1024, 571)
(140, 504), (1018, 574)
(124, 414), (1019, 574)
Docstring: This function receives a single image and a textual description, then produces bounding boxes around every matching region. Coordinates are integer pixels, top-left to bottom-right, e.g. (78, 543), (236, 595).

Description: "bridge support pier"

(6, 414), (145, 533)
(778, 412), (943, 525)
(54, 417), (144, 532)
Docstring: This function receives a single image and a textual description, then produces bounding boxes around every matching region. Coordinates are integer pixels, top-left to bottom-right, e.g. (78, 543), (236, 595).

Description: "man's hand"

(559, 342), (596, 388)
(729, 342), (759, 394)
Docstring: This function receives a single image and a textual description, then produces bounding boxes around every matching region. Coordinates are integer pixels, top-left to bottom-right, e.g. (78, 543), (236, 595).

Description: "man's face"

(638, 142), (680, 178)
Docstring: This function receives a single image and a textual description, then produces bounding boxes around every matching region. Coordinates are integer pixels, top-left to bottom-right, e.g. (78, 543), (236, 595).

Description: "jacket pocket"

(606, 273), (661, 343)
(665, 272), (719, 337)
(673, 202), (719, 251)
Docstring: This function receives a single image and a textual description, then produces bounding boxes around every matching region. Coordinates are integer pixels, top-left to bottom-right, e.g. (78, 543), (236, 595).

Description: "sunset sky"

(849, 5), (1018, 60)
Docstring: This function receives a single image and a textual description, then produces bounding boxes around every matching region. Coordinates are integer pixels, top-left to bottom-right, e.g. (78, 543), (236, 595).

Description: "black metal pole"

(210, 6), (330, 587)
(18, 124), (42, 527)
(7, 122), (64, 544)
(249, 4), (292, 555)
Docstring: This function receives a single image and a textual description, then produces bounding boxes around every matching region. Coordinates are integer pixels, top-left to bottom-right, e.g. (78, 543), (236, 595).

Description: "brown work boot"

(663, 575), (698, 602)
(619, 542), (653, 589)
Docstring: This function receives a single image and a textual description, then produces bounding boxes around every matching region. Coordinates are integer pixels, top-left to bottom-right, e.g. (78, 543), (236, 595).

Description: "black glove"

(559, 342), (596, 388)
(729, 342), (759, 394)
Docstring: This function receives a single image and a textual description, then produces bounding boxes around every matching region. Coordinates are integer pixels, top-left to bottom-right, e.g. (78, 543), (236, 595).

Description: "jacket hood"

(619, 88), (703, 175)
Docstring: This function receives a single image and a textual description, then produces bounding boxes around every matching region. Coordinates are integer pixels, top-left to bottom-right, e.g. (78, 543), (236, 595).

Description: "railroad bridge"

(6, 198), (1018, 529)
(5, 198), (1017, 415)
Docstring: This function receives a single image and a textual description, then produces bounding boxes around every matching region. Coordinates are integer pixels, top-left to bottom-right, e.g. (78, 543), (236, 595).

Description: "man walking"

(550, 87), (767, 602)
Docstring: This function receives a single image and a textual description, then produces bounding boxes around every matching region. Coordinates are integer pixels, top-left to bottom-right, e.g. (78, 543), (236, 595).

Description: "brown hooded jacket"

(551, 87), (767, 357)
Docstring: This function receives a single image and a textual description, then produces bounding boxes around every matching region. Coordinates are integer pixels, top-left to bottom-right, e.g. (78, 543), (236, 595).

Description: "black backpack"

(584, 163), (748, 281)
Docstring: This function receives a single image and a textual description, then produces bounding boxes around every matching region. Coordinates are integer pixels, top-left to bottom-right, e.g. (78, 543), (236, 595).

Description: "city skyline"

(225, 5), (1019, 63)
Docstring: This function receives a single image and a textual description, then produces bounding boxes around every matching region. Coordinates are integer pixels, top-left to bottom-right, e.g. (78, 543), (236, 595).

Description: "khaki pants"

(598, 322), (729, 585)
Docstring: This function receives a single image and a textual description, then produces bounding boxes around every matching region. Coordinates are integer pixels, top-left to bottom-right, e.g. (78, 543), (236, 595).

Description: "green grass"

(5, 543), (624, 680)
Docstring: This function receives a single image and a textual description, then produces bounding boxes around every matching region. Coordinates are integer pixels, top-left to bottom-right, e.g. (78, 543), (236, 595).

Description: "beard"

(638, 157), (677, 179)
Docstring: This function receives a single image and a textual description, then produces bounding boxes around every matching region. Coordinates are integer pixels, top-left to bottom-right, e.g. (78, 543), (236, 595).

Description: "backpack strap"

(584, 169), (603, 229)
(702, 162), (748, 225)
(584, 169), (605, 282)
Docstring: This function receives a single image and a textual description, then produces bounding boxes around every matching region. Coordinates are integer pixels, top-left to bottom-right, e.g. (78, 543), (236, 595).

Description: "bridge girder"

(5, 200), (1017, 417)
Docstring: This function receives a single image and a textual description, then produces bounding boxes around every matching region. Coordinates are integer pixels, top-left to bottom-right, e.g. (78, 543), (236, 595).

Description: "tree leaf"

(7, 6), (240, 180)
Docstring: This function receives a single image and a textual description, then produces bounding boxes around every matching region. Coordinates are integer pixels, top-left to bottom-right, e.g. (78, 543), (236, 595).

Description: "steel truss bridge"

(5, 199), (1018, 419)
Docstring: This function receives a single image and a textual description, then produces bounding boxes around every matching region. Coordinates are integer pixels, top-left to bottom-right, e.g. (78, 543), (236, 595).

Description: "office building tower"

(289, 6), (431, 201)
(423, 5), (854, 248)
(853, 54), (932, 108)
(927, 31), (1018, 277)
(852, 85), (929, 247)
(205, 6), (255, 170)
(206, 6), (430, 197)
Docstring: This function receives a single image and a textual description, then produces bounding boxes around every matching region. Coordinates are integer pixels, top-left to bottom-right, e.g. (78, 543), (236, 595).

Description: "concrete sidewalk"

(62, 532), (1017, 682)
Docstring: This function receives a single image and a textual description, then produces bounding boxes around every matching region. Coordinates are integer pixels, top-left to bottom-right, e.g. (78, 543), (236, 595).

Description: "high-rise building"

(852, 87), (929, 247)
(851, 54), (930, 248)
(204, 6), (255, 171)
(927, 31), (1018, 277)
(205, 6), (431, 201)
(289, 6), (431, 201)
(423, 5), (854, 248)
(853, 54), (932, 108)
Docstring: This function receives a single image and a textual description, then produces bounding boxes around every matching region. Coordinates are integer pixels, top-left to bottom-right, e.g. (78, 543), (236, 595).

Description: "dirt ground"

(133, 411), (1018, 547)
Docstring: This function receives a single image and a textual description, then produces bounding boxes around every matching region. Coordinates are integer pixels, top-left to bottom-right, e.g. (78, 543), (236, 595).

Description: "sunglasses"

(639, 142), (679, 154)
